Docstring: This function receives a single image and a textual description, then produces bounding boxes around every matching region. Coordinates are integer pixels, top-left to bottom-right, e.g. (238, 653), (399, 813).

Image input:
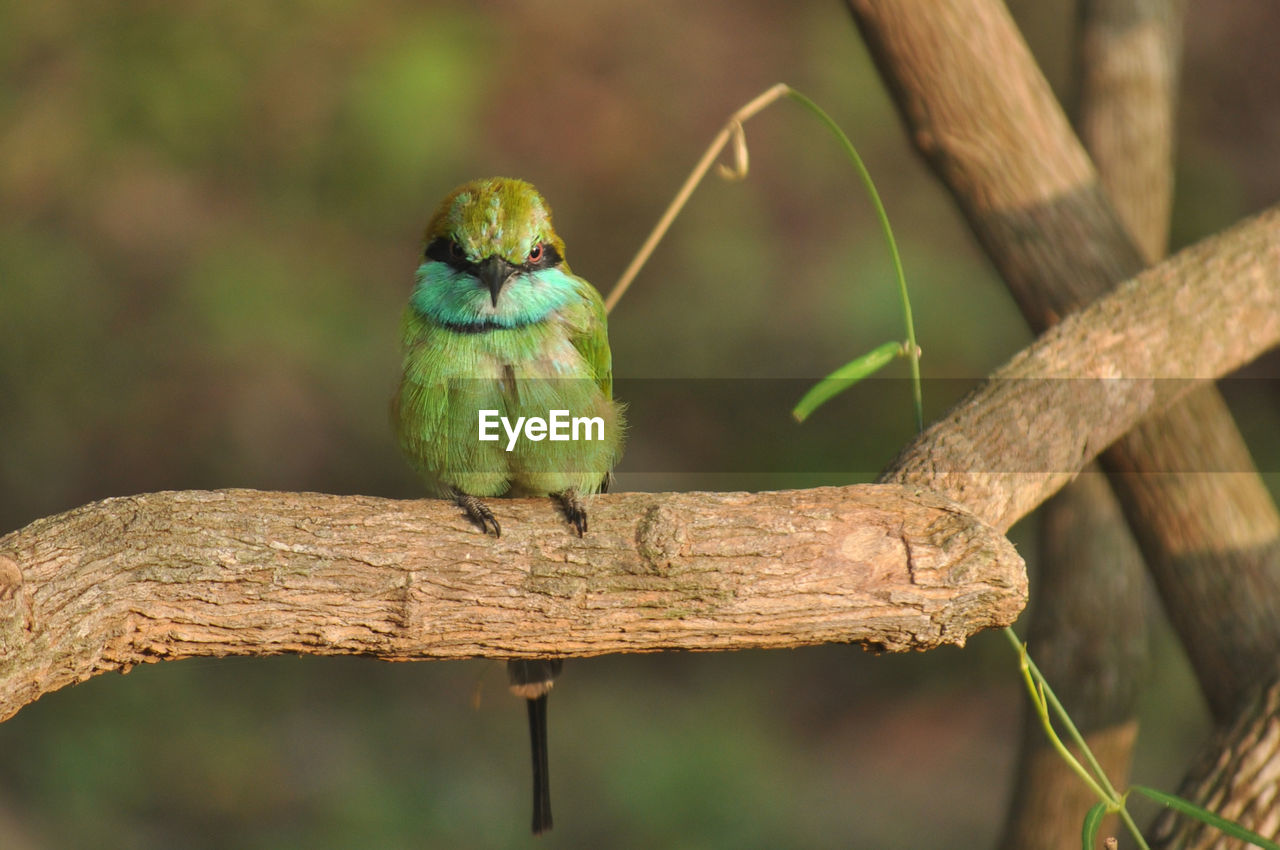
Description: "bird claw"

(452, 489), (501, 537)
(450, 488), (587, 537)
(555, 489), (588, 537)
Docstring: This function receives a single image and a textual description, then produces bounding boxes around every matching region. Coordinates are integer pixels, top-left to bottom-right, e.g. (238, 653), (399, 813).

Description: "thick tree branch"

(880, 202), (1280, 530)
(847, 0), (1139, 321)
(0, 485), (1024, 723)
(1150, 672), (1280, 849)
(1075, 0), (1185, 264)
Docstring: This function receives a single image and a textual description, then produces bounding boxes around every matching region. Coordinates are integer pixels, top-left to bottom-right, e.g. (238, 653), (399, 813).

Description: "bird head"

(410, 178), (576, 329)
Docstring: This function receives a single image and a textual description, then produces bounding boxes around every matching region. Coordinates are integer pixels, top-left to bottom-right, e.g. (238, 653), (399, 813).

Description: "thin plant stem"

(780, 89), (922, 433)
(604, 83), (791, 315)
(1011, 633), (1110, 802)
(1117, 806), (1149, 850)
(605, 83), (924, 432)
(1022, 638), (1121, 800)
(1004, 627), (1152, 850)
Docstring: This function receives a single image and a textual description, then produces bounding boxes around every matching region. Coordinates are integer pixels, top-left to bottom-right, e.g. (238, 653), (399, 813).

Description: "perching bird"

(393, 177), (624, 834)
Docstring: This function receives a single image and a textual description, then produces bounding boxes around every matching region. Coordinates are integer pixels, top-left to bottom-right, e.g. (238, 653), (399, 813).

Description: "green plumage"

(394, 177), (624, 509)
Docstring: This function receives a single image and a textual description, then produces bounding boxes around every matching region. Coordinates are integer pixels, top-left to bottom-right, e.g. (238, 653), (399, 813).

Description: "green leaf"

(1081, 801), (1108, 850)
(1131, 785), (1280, 849)
(784, 88), (924, 431)
(792, 340), (902, 423)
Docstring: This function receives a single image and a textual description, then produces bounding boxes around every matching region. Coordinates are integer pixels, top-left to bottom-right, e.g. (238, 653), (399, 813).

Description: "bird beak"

(477, 256), (517, 307)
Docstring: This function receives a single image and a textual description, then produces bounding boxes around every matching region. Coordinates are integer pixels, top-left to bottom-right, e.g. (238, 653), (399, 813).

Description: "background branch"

(1003, 1), (1183, 845)
(1000, 474), (1146, 850)
(1075, 0), (1185, 265)
(1150, 672), (1280, 848)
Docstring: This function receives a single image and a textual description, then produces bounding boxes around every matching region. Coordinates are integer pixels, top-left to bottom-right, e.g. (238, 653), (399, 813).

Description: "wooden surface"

(1076, 0), (1184, 264)
(881, 202), (1280, 531)
(0, 485), (1024, 722)
(1150, 674), (1280, 848)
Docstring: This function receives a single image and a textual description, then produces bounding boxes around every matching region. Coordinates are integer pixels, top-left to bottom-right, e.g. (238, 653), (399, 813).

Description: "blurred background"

(1, 1), (1278, 846)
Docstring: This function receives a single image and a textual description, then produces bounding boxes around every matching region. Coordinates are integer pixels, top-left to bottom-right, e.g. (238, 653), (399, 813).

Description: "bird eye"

(424, 237), (471, 269)
(527, 244), (543, 263)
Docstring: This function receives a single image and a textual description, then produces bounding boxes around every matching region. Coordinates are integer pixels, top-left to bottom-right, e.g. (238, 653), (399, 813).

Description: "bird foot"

(554, 488), (588, 536)
(451, 489), (501, 537)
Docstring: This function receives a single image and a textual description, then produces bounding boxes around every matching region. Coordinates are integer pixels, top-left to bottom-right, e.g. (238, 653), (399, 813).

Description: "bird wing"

(566, 278), (614, 399)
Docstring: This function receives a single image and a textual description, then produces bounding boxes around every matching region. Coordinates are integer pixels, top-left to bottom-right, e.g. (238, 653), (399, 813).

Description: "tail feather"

(508, 659), (563, 835)
(527, 694), (553, 835)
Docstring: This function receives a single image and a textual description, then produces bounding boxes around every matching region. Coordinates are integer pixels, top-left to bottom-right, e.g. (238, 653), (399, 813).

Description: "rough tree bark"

(0, 486), (1024, 724)
(879, 204), (1279, 531)
(1075, 0), (1185, 266)
(1150, 677), (1280, 849)
(846, 0), (1280, 844)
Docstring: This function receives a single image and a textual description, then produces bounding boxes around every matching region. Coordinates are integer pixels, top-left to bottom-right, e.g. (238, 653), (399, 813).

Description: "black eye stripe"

(423, 238), (563, 274)
(424, 237), (476, 274)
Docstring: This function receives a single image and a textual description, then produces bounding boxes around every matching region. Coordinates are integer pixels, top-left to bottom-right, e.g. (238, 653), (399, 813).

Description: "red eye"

(527, 244), (543, 263)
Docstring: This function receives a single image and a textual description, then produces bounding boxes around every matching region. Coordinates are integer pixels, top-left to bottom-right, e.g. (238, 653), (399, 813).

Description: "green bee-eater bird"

(393, 177), (624, 834)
